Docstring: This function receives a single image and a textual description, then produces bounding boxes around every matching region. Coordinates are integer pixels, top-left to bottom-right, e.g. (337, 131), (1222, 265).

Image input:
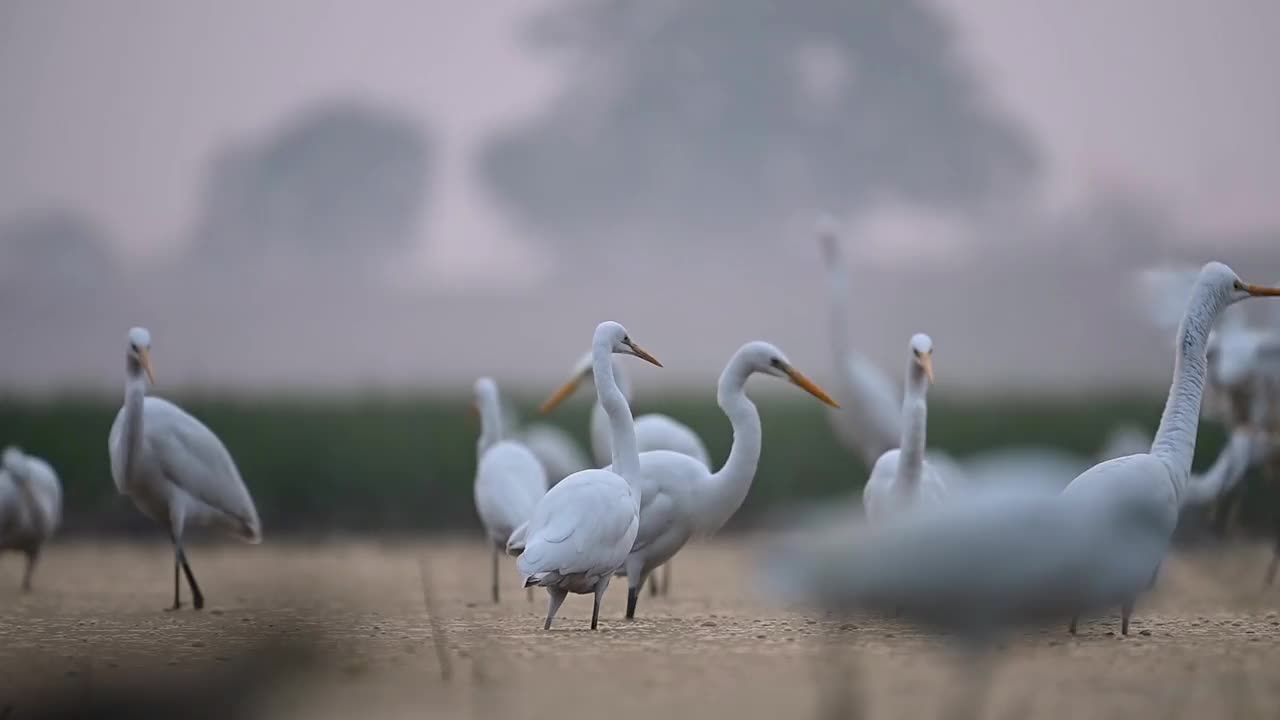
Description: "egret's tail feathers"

(506, 522), (529, 556)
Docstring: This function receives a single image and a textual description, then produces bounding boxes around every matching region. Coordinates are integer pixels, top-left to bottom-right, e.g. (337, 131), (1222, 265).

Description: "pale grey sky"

(1, 0), (1278, 393)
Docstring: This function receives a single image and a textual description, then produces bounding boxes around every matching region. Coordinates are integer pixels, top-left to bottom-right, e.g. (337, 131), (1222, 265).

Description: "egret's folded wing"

(145, 397), (261, 541)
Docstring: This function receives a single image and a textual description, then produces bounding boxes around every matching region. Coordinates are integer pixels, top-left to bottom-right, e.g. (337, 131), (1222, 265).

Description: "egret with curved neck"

(513, 322), (662, 630)
(862, 334), (946, 522)
(603, 341), (839, 619)
(0, 446), (62, 591)
(109, 327), (262, 611)
(1063, 262), (1280, 635)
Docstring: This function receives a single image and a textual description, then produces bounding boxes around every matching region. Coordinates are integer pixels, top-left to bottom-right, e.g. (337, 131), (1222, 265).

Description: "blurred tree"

(480, 0), (1039, 246)
(190, 102), (432, 272)
(0, 209), (118, 295)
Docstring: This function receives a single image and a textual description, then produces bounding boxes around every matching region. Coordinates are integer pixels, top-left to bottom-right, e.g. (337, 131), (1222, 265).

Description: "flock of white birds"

(2, 225), (1279, 641)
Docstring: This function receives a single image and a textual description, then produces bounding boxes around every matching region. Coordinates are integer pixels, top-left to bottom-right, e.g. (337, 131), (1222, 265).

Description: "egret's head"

(540, 322), (661, 414)
(126, 327), (155, 384)
(472, 376), (498, 416)
(2, 446), (23, 473)
(910, 333), (934, 384)
(1203, 261), (1280, 307)
(738, 341), (839, 408)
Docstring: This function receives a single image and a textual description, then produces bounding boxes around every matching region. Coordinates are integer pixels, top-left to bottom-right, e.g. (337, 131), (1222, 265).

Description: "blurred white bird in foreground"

(0, 446), (61, 591)
(472, 377), (548, 603)
(108, 327), (262, 610)
(862, 333), (946, 521)
(1063, 262), (1280, 634)
(601, 341), (838, 620)
(541, 349), (710, 597)
(511, 321), (661, 630)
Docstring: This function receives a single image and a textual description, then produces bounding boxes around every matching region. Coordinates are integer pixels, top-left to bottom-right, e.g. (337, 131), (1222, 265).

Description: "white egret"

(0, 446), (61, 591)
(541, 350), (711, 597)
(472, 377), (548, 603)
(1063, 262), (1280, 635)
(108, 327), (261, 610)
(862, 334), (946, 521)
(511, 321), (661, 630)
(815, 218), (902, 466)
(600, 341), (839, 619)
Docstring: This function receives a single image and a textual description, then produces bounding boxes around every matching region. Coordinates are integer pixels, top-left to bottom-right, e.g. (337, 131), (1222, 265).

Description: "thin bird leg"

(20, 547), (39, 592)
(1068, 616), (1078, 635)
(626, 584), (640, 619)
(661, 562), (671, 597)
(176, 543), (205, 610)
(490, 544), (500, 604)
(544, 588), (568, 631)
(1120, 600), (1134, 636)
(592, 584), (607, 631)
(171, 551), (182, 610)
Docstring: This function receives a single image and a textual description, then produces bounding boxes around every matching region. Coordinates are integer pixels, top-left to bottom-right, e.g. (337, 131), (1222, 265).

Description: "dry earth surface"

(1, 539), (1279, 719)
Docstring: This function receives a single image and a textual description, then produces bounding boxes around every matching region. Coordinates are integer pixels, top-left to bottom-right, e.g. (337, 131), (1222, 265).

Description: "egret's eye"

(769, 357), (782, 368)
(1233, 280), (1244, 291)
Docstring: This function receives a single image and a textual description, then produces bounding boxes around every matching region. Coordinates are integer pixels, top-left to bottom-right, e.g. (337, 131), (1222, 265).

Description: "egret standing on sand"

(472, 377), (548, 603)
(1064, 262), (1280, 635)
(600, 341), (839, 620)
(108, 327), (262, 610)
(541, 349), (710, 597)
(862, 334), (946, 521)
(511, 322), (661, 630)
(0, 446), (61, 591)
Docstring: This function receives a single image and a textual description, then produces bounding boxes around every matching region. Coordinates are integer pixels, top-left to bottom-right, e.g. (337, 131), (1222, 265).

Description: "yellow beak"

(539, 375), (585, 415)
(783, 365), (840, 408)
(1244, 283), (1280, 297)
(138, 347), (156, 385)
(919, 352), (934, 384)
(623, 339), (663, 368)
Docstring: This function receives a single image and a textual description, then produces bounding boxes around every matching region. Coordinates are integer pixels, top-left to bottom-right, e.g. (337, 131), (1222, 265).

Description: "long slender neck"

(896, 364), (928, 489)
(695, 355), (761, 534)
(589, 359), (633, 466)
(121, 361), (148, 486)
(1151, 287), (1222, 486)
(593, 346), (641, 483)
(476, 391), (504, 457)
(823, 242), (854, 378)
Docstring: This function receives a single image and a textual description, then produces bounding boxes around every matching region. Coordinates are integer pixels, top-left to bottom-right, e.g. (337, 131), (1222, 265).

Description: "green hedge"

(0, 391), (1261, 536)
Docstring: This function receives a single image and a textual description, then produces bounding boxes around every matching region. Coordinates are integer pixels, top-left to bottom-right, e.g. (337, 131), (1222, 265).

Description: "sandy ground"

(1, 538), (1279, 719)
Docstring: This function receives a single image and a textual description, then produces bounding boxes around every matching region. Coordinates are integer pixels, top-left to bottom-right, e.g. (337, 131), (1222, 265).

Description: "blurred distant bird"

(1064, 262), (1280, 634)
(497, 397), (591, 487)
(109, 327), (261, 610)
(472, 377), (548, 603)
(511, 321), (661, 630)
(598, 341), (838, 620)
(862, 334), (947, 521)
(0, 446), (61, 591)
(541, 349), (710, 598)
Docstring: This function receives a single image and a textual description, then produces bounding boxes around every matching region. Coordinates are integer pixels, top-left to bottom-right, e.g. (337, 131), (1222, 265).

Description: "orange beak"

(782, 364), (840, 408)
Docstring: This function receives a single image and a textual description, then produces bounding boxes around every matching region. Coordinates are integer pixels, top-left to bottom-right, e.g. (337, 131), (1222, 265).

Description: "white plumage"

(0, 446), (62, 591)
(512, 321), (662, 630)
(472, 377), (548, 603)
(108, 326), (261, 610)
(602, 341), (840, 619)
(862, 333), (947, 521)
(1063, 262), (1280, 634)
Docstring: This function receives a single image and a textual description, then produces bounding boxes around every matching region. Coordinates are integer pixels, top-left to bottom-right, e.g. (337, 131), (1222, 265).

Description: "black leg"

(626, 585), (639, 619)
(491, 545), (500, 604)
(1120, 601), (1134, 636)
(1068, 616), (1078, 635)
(171, 551), (182, 610)
(176, 545), (205, 610)
(20, 547), (38, 592)
(591, 590), (603, 630)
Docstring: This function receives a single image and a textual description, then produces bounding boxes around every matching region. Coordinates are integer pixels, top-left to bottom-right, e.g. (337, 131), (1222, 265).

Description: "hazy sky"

(2, 0), (1279, 393)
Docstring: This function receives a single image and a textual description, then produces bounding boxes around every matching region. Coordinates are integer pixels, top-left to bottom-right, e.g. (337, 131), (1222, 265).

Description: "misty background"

(3, 0), (1279, 397)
